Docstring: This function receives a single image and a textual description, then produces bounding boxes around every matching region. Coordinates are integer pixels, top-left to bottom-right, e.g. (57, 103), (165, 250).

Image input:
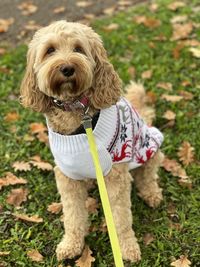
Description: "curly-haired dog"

(20, 20), (164, 263)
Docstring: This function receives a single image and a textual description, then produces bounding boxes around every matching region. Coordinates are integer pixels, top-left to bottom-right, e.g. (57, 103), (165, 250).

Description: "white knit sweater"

(47, 97), (163, 180)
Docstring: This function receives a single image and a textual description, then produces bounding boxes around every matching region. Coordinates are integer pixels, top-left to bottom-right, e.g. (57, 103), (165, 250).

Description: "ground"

(0, 0), (200, 266)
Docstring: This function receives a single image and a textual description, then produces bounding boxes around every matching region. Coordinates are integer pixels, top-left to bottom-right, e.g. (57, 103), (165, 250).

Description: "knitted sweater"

(47, 97), (163, 180)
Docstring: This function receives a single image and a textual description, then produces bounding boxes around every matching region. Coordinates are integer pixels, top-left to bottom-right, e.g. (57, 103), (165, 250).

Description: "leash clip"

(82, 114), (92, 130)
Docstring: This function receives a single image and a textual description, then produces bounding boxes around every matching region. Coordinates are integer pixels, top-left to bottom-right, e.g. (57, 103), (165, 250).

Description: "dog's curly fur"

(20, 20), (164, 263)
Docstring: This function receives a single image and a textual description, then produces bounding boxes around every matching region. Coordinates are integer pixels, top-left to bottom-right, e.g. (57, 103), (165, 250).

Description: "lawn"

(0, 0), (200, 266)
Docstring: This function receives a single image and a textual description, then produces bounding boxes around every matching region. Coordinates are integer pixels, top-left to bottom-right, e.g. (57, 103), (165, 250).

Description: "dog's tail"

(124, 81), (155, 125)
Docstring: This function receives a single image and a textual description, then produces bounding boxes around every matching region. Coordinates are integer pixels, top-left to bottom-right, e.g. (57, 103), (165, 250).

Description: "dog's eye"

(73, 46), (84, 54)
(46, 47), (55, 55)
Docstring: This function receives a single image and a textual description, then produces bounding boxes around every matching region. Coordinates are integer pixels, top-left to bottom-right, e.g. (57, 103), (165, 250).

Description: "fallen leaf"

(170, 15), (188, 24)
(0, 67), (10, 74)
(146, 91), (157, 104)
(156, 82), (173, 91)
(6, 188), (28, 207)
(24, 20), (41, 31)
(76, 1), (92, 7)
(0, 18), (14, 33)
(30, 161), (53, 171)
(4, 112), (20, 122)
(36, 131), (49, 145)
(149, 3), (159, 12)
(141, 70), (152, 79)
(17, 2), (38, 15)
(178, 141), (195, 166)
(179, 90), (194, 100)
(189, 47), (200, 58)
(181, 39), (200, 47)
(128, 66), (136, 78)
(103, 23), (119, 32)
(168, 1), (186, 11)
(103, 6), (116, 15)
(53, 6), (66, 14)
(118, 1), (132, 7)
(143, 233), (155, 246)
(153, 33), (167, 41)
(84, 14), (95, 20)
(171, 22), (193, 41)
(12, 161), (31, 172)
(13, 213), (43, 223)
(30, 122), (47, 134)
(163, 110), (176, 120)
(161, 94), (183, 102)
(171, 255), (191, 267)
(27, 249), (43, 262)
(134, 16), (161, 28)
(47, 202), (62, 214)
(99, 218), (107, 233)
(0, 251), (10, 256)
(0, 47), (6, 55)
(172, 43), (184, 59)
(0, 172), (27, 190)
(162, 157), (188, 179)
(181, 80), (191, 87)
(30, 155), (42, 162)
(85, 197), (99, 214)
(75, 245), (95, 267)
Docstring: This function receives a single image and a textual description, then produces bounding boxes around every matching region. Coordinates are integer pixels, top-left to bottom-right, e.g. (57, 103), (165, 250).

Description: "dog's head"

(20, 20), (122, 112)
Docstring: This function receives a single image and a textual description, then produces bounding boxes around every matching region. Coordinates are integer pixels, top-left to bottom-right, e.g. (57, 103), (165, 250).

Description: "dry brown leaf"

(156, 82), (173, 91)
(171, 255), (191, 267)
(141, 70), (152, 79)
(178, 141), (195, 166)
(162, 157), (188, 178)
(99, 218), (107, 233)
(0, 48), (6, 55)
(118, 1), (132, 7)
(0, 172), (27, 190)
(146, 91), (157, 104)
(189, 47), (200, 58)
(0, 18), (14, 33)
(181, 39), (200, 47)
(143, 233), (155, 246)
(128, 66), (136, 78)
(75, 245), (95, 267)
(47, 202), (62, 214)
(12, 161), (31, 172)
(17, 2), (38, 15)
(181, 80), (191, 87)
(170, 15), (188, 24)
(168, 1), (186, 11)
(161, 94), (183, 102)
(6, 188), (28, 207)
(153, 33), (167, 41)
(103, 23), (119, 32)
(84, 14), (95, 20)
(30, 155), (42, 162)
(13, 213), (43, 223)
(103, 6), (116, 15)
(149, 3), (159, 12)
(85, 197), (99, 214)
(76, 1), (92, 7)
(27, 249), (43, 262)
(30, 122), (47, 134)
(134, 16), (161, 28)
(4, 112), (20, 122)
(36, 131), (49, 145)
(171, 22), (193, 41)
(30, 160), (53, 171)
(24, 20), (41, 31)
(173, 43), (184, 59)
(53, 6), (66, 14)
(163, 110), (176, 120)
(179, 90), (194, 100)
(0, 251), (10, 256)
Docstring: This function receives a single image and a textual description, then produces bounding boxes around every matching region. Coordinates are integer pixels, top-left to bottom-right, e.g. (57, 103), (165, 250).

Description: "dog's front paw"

(56, 235), (84, 261)
(121, 238), (141, 262)
(143, 188), (163, 208)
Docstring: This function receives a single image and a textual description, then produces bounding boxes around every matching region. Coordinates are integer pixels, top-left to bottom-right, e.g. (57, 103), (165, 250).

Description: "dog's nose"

(60, 65), (75, 77)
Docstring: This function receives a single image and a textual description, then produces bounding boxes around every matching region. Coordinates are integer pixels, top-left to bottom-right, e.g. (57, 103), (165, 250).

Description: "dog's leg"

(132, 150), (164, 208)
(54, 166), (88, 261)
(105, 164), (141, 262)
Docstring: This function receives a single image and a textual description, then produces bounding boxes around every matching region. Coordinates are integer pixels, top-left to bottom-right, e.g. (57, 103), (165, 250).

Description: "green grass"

(1, 0), (200, 266)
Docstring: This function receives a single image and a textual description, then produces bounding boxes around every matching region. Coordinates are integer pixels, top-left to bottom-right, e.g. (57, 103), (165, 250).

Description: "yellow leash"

(82, 115), (124, 267)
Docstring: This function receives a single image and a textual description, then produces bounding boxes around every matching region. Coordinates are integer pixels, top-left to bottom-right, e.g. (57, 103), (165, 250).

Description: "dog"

(20, 20), (164, 263)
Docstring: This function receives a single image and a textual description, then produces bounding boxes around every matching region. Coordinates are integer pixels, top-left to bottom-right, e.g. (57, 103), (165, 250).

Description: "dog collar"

(51, 96), (89, 112)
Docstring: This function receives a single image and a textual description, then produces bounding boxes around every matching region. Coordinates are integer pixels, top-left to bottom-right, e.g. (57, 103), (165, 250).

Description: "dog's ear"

(20, 48), (51, 113)
(89, 36), (122, 109)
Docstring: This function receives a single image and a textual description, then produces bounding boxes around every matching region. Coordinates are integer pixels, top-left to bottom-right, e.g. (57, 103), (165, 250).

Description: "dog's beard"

(36, 55), (93, 101)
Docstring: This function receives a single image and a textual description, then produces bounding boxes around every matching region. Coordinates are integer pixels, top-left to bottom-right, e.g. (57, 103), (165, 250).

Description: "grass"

(0, 0), (200, 266)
